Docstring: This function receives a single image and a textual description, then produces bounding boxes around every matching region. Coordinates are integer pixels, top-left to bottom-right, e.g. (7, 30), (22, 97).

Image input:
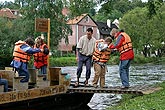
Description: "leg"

(85, 56), (92, 80)
(41, 65), (47, 80)
(100, 66), (106, 88)
(119, 60), (131, 87)
(92, 63), (101, 86)
(19, 64), (29, 83)
(0, 79), (8, 92)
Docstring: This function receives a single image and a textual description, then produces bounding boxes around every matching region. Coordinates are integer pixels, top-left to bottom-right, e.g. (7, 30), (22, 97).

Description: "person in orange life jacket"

(92, 37), (113, 88)
(33, 36), (49, 80)
(110, 28), (134, 89)
(10, 37), (43, 83)
(0, 73), (8, 92)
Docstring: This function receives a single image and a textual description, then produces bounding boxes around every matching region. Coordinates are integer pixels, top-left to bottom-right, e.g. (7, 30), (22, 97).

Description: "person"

(92, 37), (113, 88)
(110, 28), (134, 89)
(33, 36), (49, 80)
(75, 28), (96, 87)
(10, 37), (42, 83)
(0, 73), (8, 92)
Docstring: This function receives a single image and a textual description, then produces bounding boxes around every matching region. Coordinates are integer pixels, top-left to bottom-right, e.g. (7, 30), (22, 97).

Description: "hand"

(40, 49), (44, 52)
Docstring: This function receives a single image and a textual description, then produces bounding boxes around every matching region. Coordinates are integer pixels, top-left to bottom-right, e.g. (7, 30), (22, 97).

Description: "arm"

(20, 44), (41, 54)
(110, 35), (125, 49)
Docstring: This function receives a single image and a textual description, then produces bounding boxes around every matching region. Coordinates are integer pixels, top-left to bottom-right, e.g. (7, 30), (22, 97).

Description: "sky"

(0, 0), (148, 3)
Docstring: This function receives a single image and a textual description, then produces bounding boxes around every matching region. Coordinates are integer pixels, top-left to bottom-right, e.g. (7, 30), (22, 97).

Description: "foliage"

(18, 0), (72, 50)
(50, 57), (77, 67)
(119, 2), (165, 57)
(95, 0), (146, 21)
(108, 81), (165, 110)
(68, 0), (97, 18)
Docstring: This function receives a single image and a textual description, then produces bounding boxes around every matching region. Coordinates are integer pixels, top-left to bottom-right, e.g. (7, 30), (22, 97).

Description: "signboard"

(35, 18), (49, 32)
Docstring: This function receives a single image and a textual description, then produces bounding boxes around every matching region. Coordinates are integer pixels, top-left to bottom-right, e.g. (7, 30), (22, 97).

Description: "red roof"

(0, 8), (17, 19)
(67, 13), (88, 25)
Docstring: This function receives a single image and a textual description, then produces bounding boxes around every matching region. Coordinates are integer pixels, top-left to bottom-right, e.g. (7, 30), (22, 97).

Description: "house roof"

(96, 22), (111, 35)
(67, 13), (89, 25)
(0, 8), (17, 19)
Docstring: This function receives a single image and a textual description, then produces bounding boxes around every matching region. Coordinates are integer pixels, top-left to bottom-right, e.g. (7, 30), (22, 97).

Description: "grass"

(107, 82), (165, 110)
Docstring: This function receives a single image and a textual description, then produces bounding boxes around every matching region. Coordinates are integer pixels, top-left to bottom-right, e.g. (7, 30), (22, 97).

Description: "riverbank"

(48, 55), (165, 67)
(107, 81), (165, 110)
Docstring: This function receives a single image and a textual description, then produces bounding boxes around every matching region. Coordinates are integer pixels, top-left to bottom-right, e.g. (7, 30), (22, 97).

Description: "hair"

(35, 36), (44, 44)
(86, 28), (93, 33)
(24, 37), (35, 46)
(105, 37), (112, 43)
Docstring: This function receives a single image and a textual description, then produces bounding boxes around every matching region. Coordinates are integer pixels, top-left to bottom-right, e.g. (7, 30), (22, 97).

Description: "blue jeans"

(77, 53), (92, 80)
(0, 78), (8, 92)
(15, 63), (29, 83)
(34, 65), (47, 80)
(119, 59), (132, 87)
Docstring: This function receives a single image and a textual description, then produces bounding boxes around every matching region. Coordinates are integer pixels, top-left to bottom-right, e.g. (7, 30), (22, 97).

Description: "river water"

(61, 64), (165, 110)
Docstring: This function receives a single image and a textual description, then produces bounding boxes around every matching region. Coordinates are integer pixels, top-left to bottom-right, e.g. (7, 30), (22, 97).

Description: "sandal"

(74, 82), (79, 87)
(84, 80), (88, 86)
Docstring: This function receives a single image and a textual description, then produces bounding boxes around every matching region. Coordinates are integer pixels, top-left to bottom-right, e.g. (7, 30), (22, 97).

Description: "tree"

(18, 0), (72, 50)
(68, 0), (96, 18)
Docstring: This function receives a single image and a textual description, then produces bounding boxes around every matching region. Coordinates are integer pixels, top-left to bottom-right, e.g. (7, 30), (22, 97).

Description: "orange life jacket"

(93, 39), (111, 63)
(13, 40), (31, 62)
(118, 32), (133, 54)
(33, 43), (48, 68)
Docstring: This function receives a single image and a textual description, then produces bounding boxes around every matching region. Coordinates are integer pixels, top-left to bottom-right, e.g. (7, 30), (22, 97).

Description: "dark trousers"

(76, 53), (92, 80)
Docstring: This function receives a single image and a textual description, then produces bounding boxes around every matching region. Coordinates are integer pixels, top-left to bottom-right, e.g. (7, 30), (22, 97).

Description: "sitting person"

(0, 73), (8, 92)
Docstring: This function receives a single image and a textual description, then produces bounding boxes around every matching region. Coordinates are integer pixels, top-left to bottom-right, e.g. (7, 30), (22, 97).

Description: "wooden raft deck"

(68, 85), (162, 95)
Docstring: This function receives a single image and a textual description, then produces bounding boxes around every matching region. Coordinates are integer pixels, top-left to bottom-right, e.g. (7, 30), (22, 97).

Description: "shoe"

(84, 80), (88, 86)
(93, 84), (98, 88)
(121, 86), (129, 89)
(100, 86), (108, 88)
(74, 82), (79, 88)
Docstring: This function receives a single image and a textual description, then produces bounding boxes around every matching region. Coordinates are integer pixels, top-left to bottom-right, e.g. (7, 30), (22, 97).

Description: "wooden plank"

(68, 85), (161, 95)
(0, 85), (66, 105)
(141, 87), (162, 94)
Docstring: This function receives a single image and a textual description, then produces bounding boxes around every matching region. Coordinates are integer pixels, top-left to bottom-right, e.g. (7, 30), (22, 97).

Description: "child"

(92, 37), (113, 88)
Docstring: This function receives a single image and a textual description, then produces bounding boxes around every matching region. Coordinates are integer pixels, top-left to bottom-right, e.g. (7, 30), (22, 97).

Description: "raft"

(0, 67), (94, 109)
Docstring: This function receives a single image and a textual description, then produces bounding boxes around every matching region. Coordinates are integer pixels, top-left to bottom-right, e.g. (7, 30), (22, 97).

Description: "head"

(35, 36), (44, 47)
(104, 37), (112, 45)
(110, 28), (118, 38)
(86, 28), (93, 39)
(24, 37), (35, 47)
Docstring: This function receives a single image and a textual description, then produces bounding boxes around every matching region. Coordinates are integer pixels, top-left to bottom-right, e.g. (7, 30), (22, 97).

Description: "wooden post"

(47, 18), (50, 80)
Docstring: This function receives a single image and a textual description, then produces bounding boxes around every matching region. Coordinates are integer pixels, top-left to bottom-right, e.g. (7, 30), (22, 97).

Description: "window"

(85, 16), (89, 22)
(82, 26), (86, 32)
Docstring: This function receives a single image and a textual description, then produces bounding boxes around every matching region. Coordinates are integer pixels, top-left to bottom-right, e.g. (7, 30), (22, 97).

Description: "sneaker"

(121, 86), (129, 89)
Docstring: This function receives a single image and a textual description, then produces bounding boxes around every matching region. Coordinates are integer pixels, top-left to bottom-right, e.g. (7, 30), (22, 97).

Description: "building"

(0, 8), (20, 19)
(58, 13), (98, 52)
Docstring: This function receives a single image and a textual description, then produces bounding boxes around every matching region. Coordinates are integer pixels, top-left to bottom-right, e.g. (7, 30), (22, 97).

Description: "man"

(0, 73), (8, 92)
(75, 28), (96, 87)
(110, 28), (134, 89)
(10, 37), (42, 83)
(92, 37), (112, 88)
(34, 36), (49, 80)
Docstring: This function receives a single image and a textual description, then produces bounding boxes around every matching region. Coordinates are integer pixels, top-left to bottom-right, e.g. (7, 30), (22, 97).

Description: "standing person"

(0, 73), (8, 92)
(92, 37), (113, 88)
(33, 36), (49, 80)
(10, 37), (42, 83)
(110, 28), (134, 89)
(75, 28), (96, 87)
